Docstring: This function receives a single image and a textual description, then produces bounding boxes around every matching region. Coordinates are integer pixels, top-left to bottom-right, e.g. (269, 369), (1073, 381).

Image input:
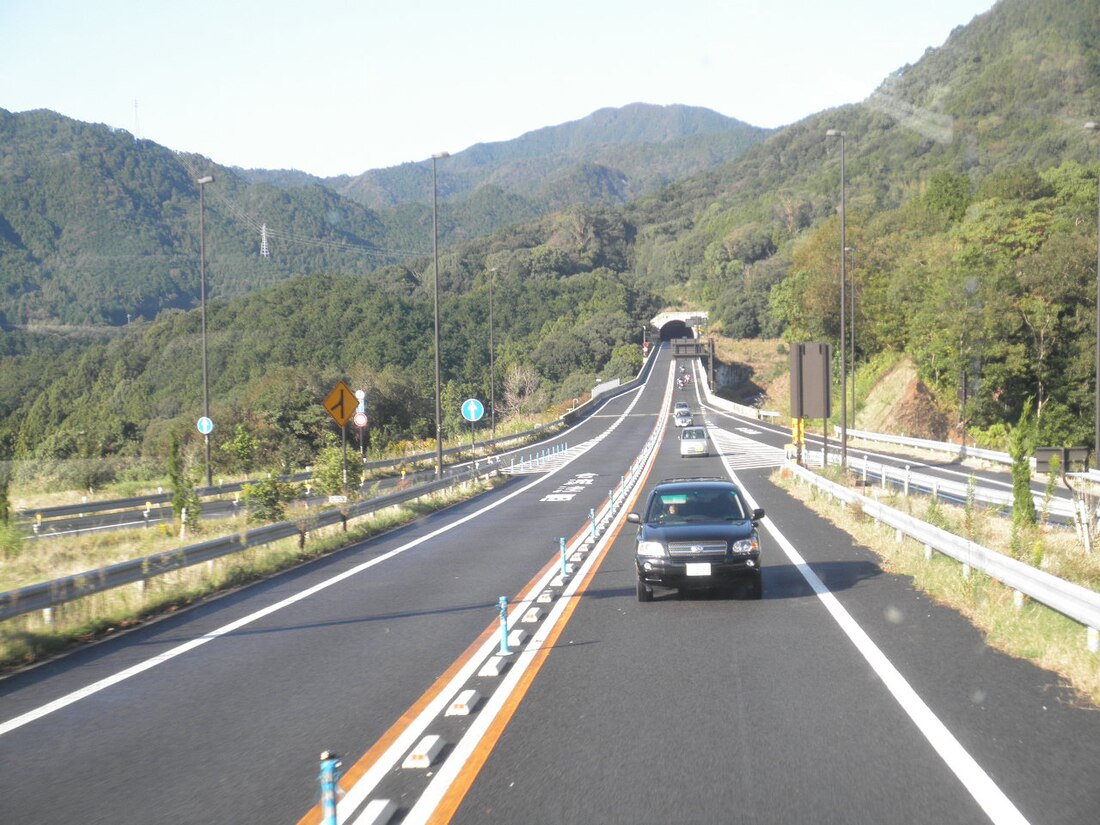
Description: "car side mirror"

(627, 513), (641, 524)
(752, 508), (765, 522)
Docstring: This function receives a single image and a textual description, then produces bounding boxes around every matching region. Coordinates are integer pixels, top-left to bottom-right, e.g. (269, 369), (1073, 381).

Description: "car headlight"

(732, 537), (759, 555)
(636, 540), (666, 558)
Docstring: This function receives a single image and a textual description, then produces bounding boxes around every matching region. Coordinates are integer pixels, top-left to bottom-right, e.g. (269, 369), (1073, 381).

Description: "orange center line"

(425, 451), (659, 823)
(299, 376), (670, 824)
(294, 524), (596, 825)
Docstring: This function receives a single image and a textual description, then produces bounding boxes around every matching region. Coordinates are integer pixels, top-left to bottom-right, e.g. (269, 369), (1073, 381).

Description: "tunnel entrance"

(659, 320), (694, 341)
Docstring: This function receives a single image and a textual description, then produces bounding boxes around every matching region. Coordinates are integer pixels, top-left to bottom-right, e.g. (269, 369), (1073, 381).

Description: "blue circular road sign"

(461, 398), (484, 422)
(197, 416), (214, 435)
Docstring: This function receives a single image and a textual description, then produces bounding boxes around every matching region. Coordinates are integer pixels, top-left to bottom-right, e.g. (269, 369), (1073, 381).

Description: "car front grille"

(668, 541), (727, 558)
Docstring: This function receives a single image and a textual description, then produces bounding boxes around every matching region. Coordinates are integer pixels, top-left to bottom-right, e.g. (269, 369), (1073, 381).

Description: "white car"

(673, 402), (691, 426)
(679, 426), (708, 457)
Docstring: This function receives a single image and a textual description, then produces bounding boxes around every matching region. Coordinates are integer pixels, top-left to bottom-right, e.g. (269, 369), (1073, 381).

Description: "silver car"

(679, 426), (708, 457)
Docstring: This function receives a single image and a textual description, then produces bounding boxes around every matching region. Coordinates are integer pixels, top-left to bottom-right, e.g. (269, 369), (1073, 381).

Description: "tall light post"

(197, 174), (214, 487)
(845, 245), (856, 429)
(489, 266), (498, 439)
(826, 129), (847, 470)
(1087, 122), (1100, 467)
(431, 152), (449, 479)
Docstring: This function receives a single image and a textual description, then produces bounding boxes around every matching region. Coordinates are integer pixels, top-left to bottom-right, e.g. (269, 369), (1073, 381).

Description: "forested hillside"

(2, 0), (1099, 484)
(0, 103), (764, 327)
(0, 204), (656, 474)
(627, 0), (1100, 445)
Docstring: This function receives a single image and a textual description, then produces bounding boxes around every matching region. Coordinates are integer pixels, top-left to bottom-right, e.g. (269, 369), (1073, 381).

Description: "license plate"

(685, 563), (711, 577)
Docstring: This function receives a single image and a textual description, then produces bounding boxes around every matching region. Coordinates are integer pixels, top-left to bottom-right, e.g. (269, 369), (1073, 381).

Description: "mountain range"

(0, 103), (768, 327)
(1, 0), (1099, 471)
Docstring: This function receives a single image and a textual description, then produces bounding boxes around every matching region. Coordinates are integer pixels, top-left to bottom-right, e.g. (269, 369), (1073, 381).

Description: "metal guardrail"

(17, 429), (555, 525)
(785, 461), (1100, 651)
(839, 427), (1012, 465)
(1, 347), (664, 623)
(0, 467), (485, 623)
(15, 344), (666, 527)
(831, 452), (1076, 520)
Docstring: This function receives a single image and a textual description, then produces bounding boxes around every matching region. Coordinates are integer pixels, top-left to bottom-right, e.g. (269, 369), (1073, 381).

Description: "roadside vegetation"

(774, 466), (1100, 707)
(0, 407), (569, 672)
(0, 472), (507, 672)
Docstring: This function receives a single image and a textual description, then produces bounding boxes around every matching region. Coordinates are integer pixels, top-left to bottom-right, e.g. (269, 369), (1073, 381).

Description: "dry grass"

(775, 468), (1100, 707)
(0, 476), (504, 672)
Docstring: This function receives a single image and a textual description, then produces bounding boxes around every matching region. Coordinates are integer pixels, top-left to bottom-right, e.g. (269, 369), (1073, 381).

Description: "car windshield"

(646, 488), (747, 524)
(682, 429), (704, 439)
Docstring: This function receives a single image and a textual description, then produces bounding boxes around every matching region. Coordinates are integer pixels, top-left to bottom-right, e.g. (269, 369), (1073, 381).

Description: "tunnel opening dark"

(659, 320), (694, 341)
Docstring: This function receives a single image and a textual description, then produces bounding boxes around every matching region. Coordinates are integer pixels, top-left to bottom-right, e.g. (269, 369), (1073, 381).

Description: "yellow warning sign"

(322, 380), (356, 427)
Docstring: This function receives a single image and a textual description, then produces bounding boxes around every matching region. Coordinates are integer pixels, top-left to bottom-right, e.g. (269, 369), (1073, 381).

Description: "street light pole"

(489, 266), (497, 440)
(1087, 122), (1100, 467)
(431, 152), (449, 479)
(846, 245), (856, 429)
(197, 174), (214, 488)
(827, 129), (847, 471)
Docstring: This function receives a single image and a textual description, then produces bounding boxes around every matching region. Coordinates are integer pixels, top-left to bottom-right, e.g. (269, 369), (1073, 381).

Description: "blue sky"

(1, 0), (997, 177)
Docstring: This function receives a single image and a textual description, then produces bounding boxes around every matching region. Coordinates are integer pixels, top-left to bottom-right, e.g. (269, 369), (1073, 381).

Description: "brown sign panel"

(790, 342), (831, 420)
(1034, 446), (1089, 473)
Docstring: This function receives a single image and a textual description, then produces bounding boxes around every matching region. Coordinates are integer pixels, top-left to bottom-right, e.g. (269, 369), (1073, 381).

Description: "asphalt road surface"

(0, 345), (1096, 825)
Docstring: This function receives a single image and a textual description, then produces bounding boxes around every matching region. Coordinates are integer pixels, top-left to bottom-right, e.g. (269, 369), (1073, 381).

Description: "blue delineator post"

(559, 537), (567, 577)
(498, 596), (511, 655)
(319, 751), (341, 825)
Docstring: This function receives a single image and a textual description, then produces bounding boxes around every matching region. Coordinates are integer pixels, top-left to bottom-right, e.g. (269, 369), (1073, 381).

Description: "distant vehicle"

(673, 402), (692, 426)
(679, 426), (708, 457)
(628, 478), (764, 601)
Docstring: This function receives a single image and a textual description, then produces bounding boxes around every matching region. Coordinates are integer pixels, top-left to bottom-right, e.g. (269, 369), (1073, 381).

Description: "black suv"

(628, 478), (764, 601)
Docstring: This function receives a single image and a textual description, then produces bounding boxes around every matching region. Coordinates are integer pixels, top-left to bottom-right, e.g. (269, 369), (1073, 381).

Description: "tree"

(312, 433), (361, 497)
(922, 171), (971, 223)
(1008, 400), (1037, 531)
(167, 435), (201, 533)
(0, 465), (9, 526)
(501, 363), (543, 416)
(220, 423), (259, 475)
(241, 475), (300, 524)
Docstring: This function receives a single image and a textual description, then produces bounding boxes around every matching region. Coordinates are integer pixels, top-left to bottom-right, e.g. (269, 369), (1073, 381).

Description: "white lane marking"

(397, 368), (673, 824)
(707, 427), (786, 470)
(334, 368), (662, 822)
(0, 383), (655, 738)
(719, 455), (1030, 825)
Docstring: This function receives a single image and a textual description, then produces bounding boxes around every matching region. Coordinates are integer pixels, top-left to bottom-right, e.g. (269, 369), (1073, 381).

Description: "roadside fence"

(784, 459), (1100, 653)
